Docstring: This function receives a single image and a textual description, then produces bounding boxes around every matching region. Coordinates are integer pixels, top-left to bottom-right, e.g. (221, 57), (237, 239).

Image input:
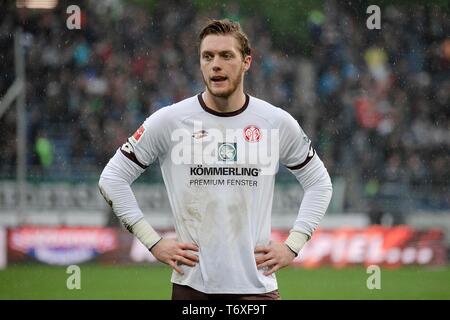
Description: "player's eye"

(203, 53), (213, 60)
(222, 53), (233, 59)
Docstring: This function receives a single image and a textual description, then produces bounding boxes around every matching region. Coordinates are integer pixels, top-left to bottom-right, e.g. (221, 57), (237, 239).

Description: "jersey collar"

(197, 92), (249, 117)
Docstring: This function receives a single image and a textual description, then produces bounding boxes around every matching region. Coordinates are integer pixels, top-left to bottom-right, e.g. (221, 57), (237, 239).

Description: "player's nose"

(211, 56), (222, 71)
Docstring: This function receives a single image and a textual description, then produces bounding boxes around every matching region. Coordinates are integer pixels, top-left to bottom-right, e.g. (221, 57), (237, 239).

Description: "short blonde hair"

(199, 19), (252, 58)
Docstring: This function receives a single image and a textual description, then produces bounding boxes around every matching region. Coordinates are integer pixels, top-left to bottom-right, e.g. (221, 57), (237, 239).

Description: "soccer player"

(98, 19), (332, 300)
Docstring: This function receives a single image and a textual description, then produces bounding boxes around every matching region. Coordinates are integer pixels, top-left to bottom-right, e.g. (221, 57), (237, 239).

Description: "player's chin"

(208, 85), (234, 98)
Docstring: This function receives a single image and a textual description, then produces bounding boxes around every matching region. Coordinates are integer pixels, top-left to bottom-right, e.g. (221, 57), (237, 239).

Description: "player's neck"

(203, 89), (246, 114)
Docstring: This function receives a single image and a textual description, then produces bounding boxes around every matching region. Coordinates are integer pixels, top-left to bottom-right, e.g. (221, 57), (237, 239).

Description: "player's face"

(200, 35), (251, 98)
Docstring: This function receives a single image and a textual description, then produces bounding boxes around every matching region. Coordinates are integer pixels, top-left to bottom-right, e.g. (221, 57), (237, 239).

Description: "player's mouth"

(210, 75), (228, 84)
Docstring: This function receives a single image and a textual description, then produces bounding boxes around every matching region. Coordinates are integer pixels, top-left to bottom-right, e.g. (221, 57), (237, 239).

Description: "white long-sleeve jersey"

(99, 93), (332, 294)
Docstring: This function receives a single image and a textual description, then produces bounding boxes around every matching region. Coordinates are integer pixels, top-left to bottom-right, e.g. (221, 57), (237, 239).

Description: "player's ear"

(243, 54), (252, 72)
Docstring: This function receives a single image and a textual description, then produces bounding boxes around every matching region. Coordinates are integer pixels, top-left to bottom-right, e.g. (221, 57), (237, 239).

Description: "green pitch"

(0, 264), (449, 299)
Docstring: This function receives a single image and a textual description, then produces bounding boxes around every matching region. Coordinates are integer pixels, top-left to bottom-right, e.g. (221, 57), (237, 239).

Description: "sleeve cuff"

(284, 231), (309, 255)
(130, 218), (162, 250)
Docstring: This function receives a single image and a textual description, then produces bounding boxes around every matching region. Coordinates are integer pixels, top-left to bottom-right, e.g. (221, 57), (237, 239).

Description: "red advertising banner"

(286, 226), (447, 268)
(8, 226), (118, 265)
(6, 225), (448, 268)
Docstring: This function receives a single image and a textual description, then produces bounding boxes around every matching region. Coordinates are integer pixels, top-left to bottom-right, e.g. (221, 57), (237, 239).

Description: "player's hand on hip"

(254, 242), (296, 276)
(150, 238), (199, 275)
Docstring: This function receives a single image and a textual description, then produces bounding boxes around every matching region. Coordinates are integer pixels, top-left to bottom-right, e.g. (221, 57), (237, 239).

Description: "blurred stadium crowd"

(0, 0), (449, 211)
